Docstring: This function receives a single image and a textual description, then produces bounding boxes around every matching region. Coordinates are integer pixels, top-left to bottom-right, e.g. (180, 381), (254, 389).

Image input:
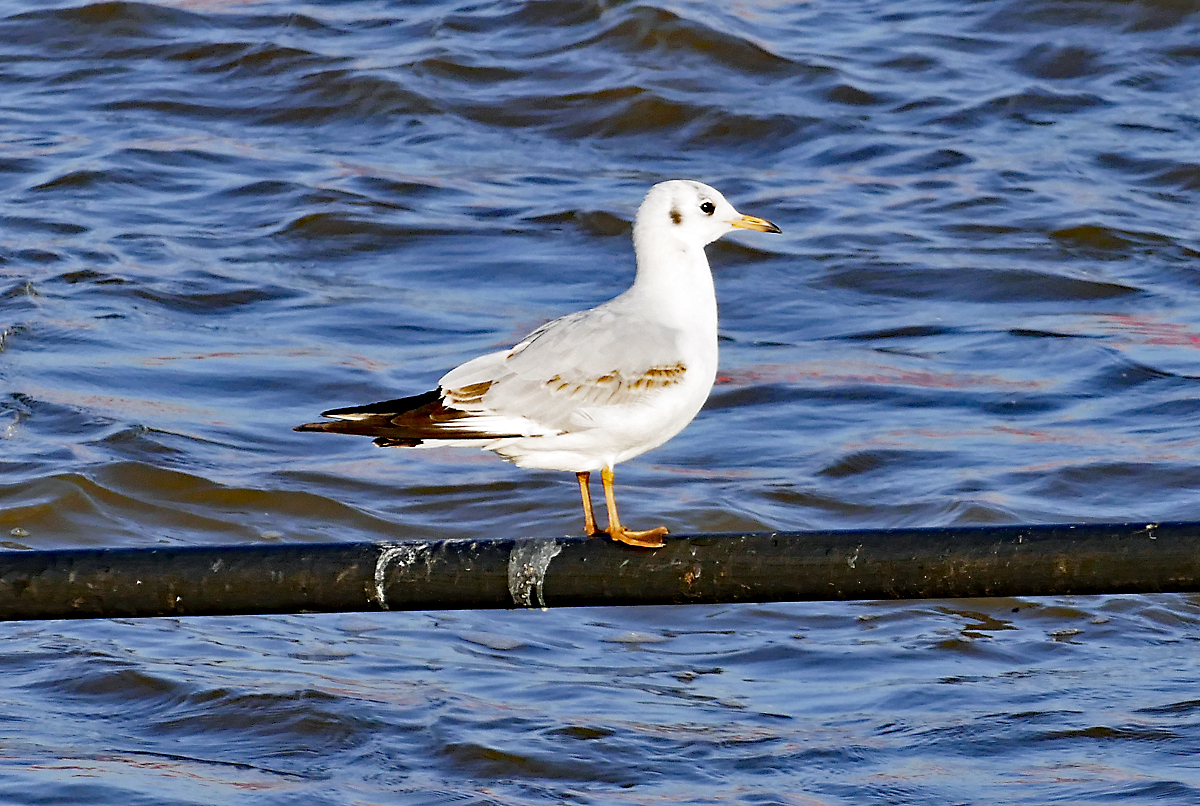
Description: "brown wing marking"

(442, 381), (492, 407)
(543, 362), (686, 402)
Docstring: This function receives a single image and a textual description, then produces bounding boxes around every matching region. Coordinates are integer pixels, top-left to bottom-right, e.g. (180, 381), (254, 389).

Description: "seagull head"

(635, 180), (781, 248)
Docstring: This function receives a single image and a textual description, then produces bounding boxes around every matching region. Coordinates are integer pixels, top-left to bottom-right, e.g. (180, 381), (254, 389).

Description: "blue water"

(2, 0), (1200, 802)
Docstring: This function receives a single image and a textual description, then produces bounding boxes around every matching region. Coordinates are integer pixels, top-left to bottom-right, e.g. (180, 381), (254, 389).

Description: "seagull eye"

(699, 200), (716, 215)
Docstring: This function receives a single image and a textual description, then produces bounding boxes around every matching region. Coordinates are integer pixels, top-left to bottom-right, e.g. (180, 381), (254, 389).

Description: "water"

(1, 0), (1199, 801)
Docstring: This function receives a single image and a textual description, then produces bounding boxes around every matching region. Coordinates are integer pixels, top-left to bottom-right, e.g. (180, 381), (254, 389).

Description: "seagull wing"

(296, 304), (690, 446)
(439, 305), (690, 433)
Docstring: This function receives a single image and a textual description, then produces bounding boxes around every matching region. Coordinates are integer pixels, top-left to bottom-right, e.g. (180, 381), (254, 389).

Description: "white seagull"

(297, 180), (780, 548)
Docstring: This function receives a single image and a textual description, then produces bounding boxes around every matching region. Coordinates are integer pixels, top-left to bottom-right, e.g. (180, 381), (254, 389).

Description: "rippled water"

(2, 0), (1200, 802)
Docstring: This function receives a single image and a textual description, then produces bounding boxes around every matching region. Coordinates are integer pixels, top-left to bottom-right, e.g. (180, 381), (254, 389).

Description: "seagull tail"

(319, 389), (441, 420)
(294, 389), (440, 447)
(294, 388), (527, 447)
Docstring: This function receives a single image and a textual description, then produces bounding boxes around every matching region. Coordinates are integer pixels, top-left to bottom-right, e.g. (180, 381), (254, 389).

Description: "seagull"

(296, 180), (780, 548)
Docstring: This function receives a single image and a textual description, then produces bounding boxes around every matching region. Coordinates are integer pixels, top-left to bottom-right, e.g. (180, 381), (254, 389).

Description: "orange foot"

(606, 525), (668, 549)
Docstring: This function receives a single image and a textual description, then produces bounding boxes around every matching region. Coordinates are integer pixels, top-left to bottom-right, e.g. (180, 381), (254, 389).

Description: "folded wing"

(295, 304), (689, 446)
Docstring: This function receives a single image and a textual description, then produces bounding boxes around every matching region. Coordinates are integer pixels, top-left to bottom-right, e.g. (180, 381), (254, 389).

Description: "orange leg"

(576, 471), (600, 536)
(600, 466), (667, 549)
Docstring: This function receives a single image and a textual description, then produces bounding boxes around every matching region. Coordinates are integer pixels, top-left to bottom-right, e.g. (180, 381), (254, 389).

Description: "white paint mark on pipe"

(507, 539), (562, 609)
(373, 543), (427, 610)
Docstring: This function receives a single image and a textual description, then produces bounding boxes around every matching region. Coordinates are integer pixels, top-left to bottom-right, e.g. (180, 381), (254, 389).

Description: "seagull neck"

(629, 237), (717, 330)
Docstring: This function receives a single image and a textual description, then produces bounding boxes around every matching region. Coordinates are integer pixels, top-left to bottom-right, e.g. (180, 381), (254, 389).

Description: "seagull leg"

(600, 466), (667, 549)
(576, 471), (600, 536)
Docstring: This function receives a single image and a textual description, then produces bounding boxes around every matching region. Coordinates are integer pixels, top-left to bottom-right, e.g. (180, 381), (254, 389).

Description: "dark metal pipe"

(0, 521), (1197, 621)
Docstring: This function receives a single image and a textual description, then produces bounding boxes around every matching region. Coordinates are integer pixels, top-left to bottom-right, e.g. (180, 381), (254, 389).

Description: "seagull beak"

(730, 214), (782, 234)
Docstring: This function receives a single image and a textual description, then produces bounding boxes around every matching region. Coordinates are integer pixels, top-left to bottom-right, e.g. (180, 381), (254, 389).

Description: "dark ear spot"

(670, 207), (682, 225)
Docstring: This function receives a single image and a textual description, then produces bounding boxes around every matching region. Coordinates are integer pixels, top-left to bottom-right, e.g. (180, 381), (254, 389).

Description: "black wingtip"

(374, 436), (423, 447)
(319, 389), (440, 418)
